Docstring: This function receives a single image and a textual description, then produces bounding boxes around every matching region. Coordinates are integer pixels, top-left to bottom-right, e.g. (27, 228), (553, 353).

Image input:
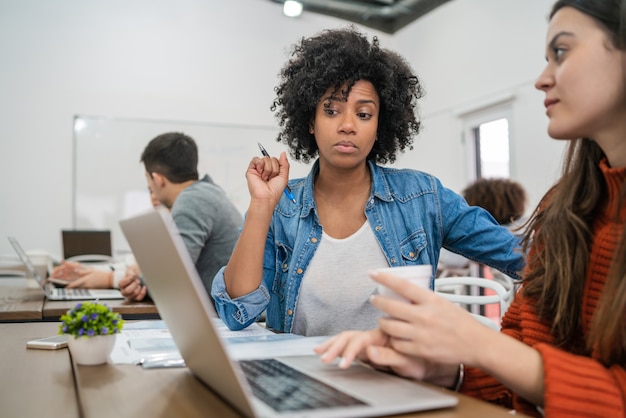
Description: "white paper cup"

(375, 265), (432, 303)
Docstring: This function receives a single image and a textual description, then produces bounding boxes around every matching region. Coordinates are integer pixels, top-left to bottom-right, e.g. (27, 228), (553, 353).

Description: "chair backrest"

(434, 276), (510, 330)
(65, 254), (115, 264)
(489, 269), (518, 306)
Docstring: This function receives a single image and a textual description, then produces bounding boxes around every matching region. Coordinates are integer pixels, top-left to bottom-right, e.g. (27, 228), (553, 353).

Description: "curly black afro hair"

(271, 26), (424, 165)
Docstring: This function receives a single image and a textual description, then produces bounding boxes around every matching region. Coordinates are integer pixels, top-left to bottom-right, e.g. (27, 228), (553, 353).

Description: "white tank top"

(292, 220), (389, 336)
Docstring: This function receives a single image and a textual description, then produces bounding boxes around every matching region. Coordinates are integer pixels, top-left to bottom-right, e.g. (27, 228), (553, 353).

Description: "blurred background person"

(438, 177), (528, 273)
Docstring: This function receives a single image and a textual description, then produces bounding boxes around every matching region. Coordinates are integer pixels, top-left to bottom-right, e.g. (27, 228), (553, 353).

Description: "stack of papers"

(110, 319), (329, 368)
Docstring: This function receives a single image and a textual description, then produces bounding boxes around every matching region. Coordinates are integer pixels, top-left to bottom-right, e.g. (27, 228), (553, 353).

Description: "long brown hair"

(521, 0), (626, 366)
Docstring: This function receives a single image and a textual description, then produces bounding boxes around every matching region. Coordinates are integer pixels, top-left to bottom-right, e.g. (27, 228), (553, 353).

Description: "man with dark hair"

(120, 132), (243, 301)
(140, 132), (199, 186)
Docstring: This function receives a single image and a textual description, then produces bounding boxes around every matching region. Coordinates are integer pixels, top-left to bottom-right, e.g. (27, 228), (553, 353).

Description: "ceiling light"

(283, 0), (303, 18)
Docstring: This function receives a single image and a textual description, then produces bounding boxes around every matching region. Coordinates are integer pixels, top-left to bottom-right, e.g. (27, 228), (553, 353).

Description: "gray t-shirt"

(292, 220), (389, 336)
(171, 174), (242, 296)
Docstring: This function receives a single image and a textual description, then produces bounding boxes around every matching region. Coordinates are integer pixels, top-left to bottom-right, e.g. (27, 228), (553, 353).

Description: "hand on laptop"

(118, 265), (147, 301)
(50, 261), (113, 289)
(315, 328), (459, 388)
(315, 270), (482, 390)
(315, 328), (389, 369)
(50, 261), (83, 281)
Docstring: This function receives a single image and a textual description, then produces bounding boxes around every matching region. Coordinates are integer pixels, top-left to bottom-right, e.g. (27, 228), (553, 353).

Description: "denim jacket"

(212, 160), (525, 333)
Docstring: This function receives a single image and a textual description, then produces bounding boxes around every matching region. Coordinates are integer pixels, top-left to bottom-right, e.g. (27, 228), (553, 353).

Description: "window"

(473, 117), (510, 179)
(461, 103), (513, 181)
(460, 105), (513, 315)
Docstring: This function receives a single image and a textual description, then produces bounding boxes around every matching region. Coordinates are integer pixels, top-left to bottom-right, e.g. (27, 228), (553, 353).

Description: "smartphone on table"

(26, 335), (69, 350)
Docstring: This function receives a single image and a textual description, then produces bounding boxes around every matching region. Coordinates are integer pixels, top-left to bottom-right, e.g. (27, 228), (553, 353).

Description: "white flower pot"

(67, 334), (116, 366)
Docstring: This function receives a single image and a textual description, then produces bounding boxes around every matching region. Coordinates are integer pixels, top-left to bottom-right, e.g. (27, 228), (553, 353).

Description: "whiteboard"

(73, 115), (287, 256)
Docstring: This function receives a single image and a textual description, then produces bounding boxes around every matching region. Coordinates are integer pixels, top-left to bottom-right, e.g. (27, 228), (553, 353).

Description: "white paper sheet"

(108, 319), (325, 367)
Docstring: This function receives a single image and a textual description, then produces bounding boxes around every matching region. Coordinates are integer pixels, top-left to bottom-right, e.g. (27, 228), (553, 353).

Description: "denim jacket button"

(311, 237), (318, 243)
(409, 252), (415, 257)
(296, 268), (303, 274)
(287, 309), (293, 316)
(390, 258), (397, 264)
(375, 225), (382, 231)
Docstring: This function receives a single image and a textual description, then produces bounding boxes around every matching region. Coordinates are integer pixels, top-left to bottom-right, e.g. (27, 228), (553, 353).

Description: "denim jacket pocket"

(271, 242), (292, 301)
(399, 229), (427, 262)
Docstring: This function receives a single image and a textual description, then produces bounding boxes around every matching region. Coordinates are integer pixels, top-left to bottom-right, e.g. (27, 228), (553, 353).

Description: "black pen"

(257, 142), (297, 204)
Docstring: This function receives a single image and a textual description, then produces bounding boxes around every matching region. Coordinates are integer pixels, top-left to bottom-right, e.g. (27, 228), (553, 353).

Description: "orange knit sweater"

(460, 159), (626, 418)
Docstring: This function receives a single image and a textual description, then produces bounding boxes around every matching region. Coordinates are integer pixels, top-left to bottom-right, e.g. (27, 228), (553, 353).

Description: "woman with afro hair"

(212, 26), (524, 336)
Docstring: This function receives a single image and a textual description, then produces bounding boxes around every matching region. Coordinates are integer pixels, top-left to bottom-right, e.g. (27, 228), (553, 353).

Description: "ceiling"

(271, 0), (454, 34)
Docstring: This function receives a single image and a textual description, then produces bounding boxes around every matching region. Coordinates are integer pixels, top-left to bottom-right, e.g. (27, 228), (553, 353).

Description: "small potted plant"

(59, 301), (124, 365)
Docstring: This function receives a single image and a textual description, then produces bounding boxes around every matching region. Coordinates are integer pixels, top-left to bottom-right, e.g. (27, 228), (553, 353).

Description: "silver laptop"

(119, 208), (458, 418)
(8, 237), (124, 301)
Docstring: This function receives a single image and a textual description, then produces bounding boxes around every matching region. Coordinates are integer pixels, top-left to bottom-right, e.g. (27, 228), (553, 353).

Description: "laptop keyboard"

(55, 288), (91, 297)
(239, 358), (366, 412)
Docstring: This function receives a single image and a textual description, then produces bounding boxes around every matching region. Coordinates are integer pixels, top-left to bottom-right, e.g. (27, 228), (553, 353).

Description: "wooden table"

(1, 322), (526, 418)
(0, 322), (79, 417)
(0, 277), (159, 322)
(0, 277), (45, 321)
(43, 298), (159, 321)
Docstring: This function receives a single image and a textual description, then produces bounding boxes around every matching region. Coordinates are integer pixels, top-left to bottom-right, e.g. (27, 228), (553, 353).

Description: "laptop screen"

(61, 230), (112, 259)
(7, 237), (44, 285)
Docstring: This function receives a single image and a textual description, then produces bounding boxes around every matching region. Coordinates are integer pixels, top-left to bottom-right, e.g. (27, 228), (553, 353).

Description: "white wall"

(393, 0), (563, 208)
(0, 0), (561, 258)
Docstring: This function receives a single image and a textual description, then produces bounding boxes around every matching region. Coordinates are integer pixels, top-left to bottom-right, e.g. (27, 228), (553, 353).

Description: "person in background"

(119, 132), (243, 301)
(53, 132), (243, 302)
(438, 177), (528, 270)
(463, 177), (527, 230)
(315, 1), (626, 416)
(211, 26), (524, 336)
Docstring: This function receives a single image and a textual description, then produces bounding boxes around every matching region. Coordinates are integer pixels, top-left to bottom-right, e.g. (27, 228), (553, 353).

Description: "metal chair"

(434, 276), (510, 331)
(65, 254), (115, 264)
(489, 269), (518, 308)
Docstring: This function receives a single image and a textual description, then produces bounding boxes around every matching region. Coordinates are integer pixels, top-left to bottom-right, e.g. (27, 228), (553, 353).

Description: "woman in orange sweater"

(315, 0), (626, 416)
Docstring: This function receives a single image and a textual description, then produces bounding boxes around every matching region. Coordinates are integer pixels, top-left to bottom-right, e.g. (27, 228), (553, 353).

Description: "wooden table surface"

(0, 277), (159, 322)
(0, 322), (79, 417)
(0, 277), (45, 321)
(0, 322), (527, 418)
(43, 298), (159, 321)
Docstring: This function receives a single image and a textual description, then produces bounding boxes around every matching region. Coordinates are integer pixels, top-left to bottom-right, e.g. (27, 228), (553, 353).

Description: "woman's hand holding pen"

(246, 151), (290, 206)
(224, 150), (291, 298)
